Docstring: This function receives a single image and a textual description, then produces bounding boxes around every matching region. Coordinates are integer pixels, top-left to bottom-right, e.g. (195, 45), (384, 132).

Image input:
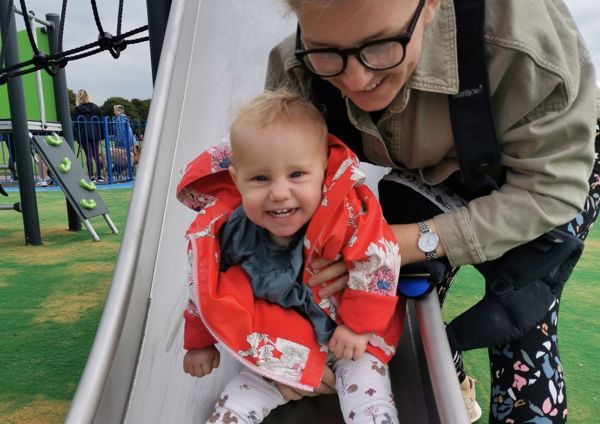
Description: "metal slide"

(65, 1), (469, 422)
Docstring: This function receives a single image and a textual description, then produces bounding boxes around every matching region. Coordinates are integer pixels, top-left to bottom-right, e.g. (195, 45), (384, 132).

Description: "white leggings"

(206, 352), (398, 424)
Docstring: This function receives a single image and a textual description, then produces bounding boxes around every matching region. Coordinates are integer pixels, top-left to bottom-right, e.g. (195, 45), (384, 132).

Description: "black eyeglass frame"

(294, 0), (426, 77)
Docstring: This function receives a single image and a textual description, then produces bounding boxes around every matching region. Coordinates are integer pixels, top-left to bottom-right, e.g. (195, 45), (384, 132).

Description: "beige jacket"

(265, 0), (597, 267)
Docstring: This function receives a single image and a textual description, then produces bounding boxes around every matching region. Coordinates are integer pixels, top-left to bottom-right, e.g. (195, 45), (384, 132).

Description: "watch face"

(418, 232), (439, 252)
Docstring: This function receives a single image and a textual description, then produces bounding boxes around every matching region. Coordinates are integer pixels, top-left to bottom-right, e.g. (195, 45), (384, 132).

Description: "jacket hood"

(176, 134), (365, 214)
(176, 143), (241, 213)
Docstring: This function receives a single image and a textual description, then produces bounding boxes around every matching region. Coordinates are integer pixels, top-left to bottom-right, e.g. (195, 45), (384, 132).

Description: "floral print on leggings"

(489, 298), (566, 423)
(563, 121), (600, 241)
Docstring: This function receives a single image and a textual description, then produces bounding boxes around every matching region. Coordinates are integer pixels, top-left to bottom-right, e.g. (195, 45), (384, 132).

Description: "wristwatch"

(417, 221), (439, 261)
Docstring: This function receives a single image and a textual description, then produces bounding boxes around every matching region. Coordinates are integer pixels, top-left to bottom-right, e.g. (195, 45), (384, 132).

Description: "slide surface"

(66, 1), (468, 423)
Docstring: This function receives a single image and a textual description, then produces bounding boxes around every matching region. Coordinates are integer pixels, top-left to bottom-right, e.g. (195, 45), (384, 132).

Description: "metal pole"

(30, 14), (47, 128)
(0, 0), (42, 245)
(415, 292), (471, 423)
(14, 6), (52, 27)
(146, 0), (172, 84)
(45, 12), (82, 231)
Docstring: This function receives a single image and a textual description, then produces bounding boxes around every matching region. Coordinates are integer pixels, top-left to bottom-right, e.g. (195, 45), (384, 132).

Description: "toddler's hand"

(183, 346), (220, 378)
(328, 325), (371, 361)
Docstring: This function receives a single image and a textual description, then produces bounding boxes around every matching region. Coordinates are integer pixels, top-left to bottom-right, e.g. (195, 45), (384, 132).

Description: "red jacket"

(176, 135), (405, 391)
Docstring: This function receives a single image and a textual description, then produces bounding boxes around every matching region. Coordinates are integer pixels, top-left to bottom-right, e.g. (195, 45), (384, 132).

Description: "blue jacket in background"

(113, 114), (135, 149)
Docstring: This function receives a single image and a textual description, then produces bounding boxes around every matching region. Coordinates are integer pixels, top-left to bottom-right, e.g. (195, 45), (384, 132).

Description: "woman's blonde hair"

(75, 89), (91, 106)
(230, 89), (327, 148)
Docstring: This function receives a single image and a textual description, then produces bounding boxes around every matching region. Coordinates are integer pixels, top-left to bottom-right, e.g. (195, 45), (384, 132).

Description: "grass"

(0, 188), (130, 424)
(0, 187), (598, 423)
(443, 230), (600, 423)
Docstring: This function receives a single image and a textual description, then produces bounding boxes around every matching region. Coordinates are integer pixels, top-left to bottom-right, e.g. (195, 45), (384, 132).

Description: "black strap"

(449, 0), (499, 186)
(311, 76), (368, 162)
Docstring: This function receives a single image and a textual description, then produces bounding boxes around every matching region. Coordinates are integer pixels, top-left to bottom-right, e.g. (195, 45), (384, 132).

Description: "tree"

(68, 89), (76, 116)
(100, 96), (130, 117)
(100, 96), (151, 123)
(67, 91), (151, 122)
(131, 98), (151, 122)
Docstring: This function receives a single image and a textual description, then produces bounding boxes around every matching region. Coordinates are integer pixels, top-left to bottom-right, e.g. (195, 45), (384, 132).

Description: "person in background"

(110, 104), (137, 176)
(74, 89), (104, 181)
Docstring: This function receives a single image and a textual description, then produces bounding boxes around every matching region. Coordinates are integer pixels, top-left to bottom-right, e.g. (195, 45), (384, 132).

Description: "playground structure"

(0, 0), (149, 244)
(62, 1), (469, 423)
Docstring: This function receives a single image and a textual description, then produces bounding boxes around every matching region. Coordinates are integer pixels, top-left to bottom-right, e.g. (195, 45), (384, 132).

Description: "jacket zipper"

(188, 237), (315, 393)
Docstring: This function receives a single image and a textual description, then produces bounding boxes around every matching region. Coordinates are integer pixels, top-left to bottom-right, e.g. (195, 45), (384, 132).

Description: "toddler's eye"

(253, 175), (267, 182)
(290, 171), (304, 178)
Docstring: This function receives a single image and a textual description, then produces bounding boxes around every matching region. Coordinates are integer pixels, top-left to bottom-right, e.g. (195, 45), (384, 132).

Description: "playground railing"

(0, 117), (146, 185)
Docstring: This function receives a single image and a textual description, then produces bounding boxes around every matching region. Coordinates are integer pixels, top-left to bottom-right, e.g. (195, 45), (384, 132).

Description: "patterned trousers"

(206, 352), (397, 424)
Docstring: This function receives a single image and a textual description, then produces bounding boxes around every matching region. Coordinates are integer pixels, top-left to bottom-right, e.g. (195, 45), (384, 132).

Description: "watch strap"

(417, 221), (438, 261)
(418, 221), (429, 234)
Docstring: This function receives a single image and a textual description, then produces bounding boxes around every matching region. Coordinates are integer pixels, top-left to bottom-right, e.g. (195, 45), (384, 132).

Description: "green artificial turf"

(0, 188), (130, 423)
(0, 187), (598, 423)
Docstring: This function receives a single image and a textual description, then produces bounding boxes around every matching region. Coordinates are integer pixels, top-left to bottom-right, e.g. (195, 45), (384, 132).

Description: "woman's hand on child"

(307, 257), (348, 298)
(275, 365), (336, 400)
(328, 325), (371, 361)
(183, 346), (220, 377)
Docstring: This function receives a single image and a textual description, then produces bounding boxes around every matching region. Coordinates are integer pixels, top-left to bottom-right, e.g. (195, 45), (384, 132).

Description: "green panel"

(0, 28), (59, 122)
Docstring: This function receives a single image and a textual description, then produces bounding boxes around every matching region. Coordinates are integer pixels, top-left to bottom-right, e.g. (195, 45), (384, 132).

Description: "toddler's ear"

(228, 165), (238, 182)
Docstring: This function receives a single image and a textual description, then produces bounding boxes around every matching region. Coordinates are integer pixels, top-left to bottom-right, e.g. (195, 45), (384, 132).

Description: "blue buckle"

(397, 272), (435, 299)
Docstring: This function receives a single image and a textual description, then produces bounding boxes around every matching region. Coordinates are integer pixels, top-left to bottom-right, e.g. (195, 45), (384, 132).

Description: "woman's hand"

(183, 346), (220, 378)
(275, 365), (336, 400)
(307, 258), (348, 298)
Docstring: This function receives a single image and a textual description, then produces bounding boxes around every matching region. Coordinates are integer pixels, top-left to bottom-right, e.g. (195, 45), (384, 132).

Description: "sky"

(18, 0), (153, 105)
(13, 0), (600, 106)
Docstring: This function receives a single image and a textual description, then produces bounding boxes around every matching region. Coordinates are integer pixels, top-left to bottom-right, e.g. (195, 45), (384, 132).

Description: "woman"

(265, 0), (599, 422)
(74, 89), (104, 181)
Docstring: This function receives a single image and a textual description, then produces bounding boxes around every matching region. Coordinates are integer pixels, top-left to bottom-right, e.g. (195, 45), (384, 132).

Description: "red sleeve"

(337, 185), (401, 335)
(183, 308), (216, 351)
(338, 289), (398, 335)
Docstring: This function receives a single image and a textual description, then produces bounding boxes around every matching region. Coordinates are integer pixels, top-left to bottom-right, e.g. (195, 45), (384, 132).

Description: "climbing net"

(0, 0), (149, 84)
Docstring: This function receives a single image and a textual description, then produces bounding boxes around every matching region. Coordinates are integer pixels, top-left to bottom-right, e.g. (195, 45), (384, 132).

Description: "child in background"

(176, 90), (404, 424)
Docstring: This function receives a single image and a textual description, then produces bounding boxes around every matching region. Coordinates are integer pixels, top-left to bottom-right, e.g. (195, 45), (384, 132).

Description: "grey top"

(219, 207), (336, 344)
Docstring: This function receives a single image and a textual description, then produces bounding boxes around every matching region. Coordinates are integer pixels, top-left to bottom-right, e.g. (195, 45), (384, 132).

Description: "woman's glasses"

(295, 0), (426, 77)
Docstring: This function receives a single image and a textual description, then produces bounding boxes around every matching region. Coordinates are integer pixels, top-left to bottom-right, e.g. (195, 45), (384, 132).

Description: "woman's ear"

(423, 0), (441, 25)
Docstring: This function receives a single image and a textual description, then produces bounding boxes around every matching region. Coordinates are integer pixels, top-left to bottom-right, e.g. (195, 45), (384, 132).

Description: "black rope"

(19, 0), (40, 57)
(58, 0), (67, 53)
(42, 0), (69, 76)
(117, 0), (124, 36)
(0, 24), (149, 83)
(66, 36), (149, 61)
(0, 0), (149, 85)
(90, 0), (104, 35)
(90, 0), (127, 59)
(0, 0), (13, 68)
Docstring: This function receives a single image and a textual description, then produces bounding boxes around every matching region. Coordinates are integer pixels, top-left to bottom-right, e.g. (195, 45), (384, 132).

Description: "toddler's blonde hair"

(230, 89), (328, 152)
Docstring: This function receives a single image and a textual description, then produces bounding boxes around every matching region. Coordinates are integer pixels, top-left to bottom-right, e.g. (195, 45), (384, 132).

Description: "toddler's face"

(230, 119), (327, 246)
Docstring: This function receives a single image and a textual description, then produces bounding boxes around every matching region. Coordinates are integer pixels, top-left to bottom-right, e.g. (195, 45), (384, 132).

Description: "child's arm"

(183, 345), (220, 378)
(328, 324), (372, 361)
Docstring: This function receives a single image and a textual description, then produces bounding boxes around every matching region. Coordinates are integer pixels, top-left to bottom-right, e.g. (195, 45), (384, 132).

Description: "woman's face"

(296, 0), (439, 112)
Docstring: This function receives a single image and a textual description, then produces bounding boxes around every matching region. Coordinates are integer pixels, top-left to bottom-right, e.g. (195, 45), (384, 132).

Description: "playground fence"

(0, 117), (146, 185)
